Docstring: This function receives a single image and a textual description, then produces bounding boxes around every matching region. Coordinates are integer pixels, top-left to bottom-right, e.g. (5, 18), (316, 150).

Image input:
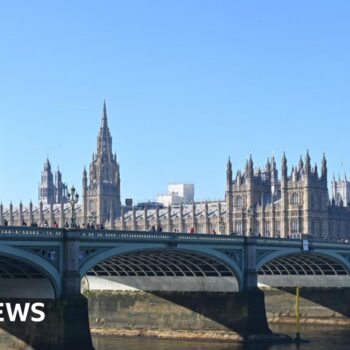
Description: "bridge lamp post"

(67, 186), (79, 228)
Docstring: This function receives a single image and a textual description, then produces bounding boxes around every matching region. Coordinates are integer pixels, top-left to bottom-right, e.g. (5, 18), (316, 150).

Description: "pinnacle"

(102, 100), (108, 127)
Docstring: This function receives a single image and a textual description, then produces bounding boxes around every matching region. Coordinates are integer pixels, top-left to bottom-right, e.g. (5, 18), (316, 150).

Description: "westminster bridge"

(1, 226), (350, 349)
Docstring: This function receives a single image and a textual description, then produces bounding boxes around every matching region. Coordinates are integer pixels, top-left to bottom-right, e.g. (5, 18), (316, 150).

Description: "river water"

(92, 325), (350, 350)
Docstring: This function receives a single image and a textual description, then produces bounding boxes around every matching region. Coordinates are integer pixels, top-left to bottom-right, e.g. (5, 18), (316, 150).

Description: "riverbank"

(85, 287), (350, 342)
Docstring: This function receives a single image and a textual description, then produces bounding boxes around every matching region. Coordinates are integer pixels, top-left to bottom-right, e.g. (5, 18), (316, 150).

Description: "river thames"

(92, 325), (350, 350)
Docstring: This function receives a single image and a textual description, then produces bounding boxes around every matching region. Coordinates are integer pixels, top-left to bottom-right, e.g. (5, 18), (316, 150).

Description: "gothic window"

(290, 193), (299, 206)
(291, 219), (299, 234)
(235, 221), (242, 235)
(236, 196), (243, 209)
(264, 221), (270, 236)
(275, 221), (281, 236)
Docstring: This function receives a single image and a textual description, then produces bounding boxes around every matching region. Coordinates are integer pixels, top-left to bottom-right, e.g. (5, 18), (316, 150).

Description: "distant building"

(2, 103), (350, 240)
(134, 202), (164, 210)
(157, 184), (194, 206)
(82, 101), (121, 225)
(332, 176), (350, 206)
(0, 102), (121, 227)
(38, 159), (67, 205)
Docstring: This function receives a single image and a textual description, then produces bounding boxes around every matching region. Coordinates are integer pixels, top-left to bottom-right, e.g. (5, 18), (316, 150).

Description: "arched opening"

(258, 253), (350, 288)
(258, 253), (350, 325)
(81, 249), (270, 340)
(82, 249), (239, 292)
(0, 255), (56, 298)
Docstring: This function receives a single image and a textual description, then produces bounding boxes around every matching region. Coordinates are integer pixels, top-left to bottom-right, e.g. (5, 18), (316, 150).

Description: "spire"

(248, 154), (253, 170)
(227, 156), (232, 171)
(102, 100), (108, 128)
(44, 157), (51, 171)
(305, 150), (311, 174)
(265, 158), (271, 174)
(247, 154), (254, 177)
(321, 153), (327, 179)
(226, 157), (233, 191)
(282, 152), (287, 179)
(298, 155), (304, 171)
(96, 100), (113, 161)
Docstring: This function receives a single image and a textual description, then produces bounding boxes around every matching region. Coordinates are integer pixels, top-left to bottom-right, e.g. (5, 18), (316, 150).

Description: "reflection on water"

(93, 324), (350, 350)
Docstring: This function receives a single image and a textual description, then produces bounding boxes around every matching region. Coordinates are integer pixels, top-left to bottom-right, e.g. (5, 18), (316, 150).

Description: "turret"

(9, 202), (13, 226)
(143, 207), (148, 231)
(19, 202), (23, 226)
(305, 150), (311, 175)
(321, 153), (327, 181)
(226, 157), (232, 191)
(132, 207), (137, 230)
(167, 205), (172, 232)
(179, 203), (184, 232)
(28, 201), (33, 226)
(281, 153), (288, 238)
(271, 156), (277, 195)
(298, 156), (304, 172)
(192, 203), (196, 233)
(281, 152), (288, 183)
(155, 206), (160, 229)
(247, 155), (254, 178)
(204, 201), (209, 234)
(121, 206), (126, 230)
(217, 201), (222, 234)
(265, 158), (271, 181)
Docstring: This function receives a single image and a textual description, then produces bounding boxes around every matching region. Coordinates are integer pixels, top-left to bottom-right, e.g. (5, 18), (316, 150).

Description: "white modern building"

(157, 184), (194, 206)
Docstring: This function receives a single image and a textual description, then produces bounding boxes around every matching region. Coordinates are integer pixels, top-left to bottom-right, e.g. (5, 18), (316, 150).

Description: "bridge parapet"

(80, 229), (245, 244)
(0, 225), (63, 239)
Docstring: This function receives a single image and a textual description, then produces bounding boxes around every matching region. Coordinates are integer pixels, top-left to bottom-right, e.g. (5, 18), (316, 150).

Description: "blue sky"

(1, 1), (350, 205)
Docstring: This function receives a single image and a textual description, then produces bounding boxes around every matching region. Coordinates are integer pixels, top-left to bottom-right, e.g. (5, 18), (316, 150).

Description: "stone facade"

(82, 101), (121, 226)
(1, 103), (350, 239)
(38, 159), (68, 205)
(0, 102), (121, 228)
(226, 152), (330, 238)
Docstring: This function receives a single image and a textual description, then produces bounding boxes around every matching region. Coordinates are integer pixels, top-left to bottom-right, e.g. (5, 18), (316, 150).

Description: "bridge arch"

(257, 250), (350, 288)
(80, 245), (243, 292)
(0, 245), (61, 298)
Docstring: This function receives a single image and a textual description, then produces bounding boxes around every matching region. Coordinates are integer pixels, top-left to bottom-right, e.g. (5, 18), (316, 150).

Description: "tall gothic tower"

(39, 158), (55, 204)
(83, 101), (121, 225)
(39, 159), (68, 205)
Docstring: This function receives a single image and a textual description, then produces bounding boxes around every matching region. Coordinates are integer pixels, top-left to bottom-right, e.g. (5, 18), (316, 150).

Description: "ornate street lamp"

(67, 186), (79, 228)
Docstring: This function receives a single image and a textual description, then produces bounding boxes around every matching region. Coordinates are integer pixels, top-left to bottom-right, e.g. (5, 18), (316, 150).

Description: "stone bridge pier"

(2, 230), (94, 350)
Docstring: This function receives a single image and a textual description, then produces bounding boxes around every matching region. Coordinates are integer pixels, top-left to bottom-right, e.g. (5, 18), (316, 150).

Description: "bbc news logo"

(0, 303), (45, 322)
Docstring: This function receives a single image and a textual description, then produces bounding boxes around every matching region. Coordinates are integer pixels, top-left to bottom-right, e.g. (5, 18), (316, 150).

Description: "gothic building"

(0, 102), (121, 228)
(38, 159), (67, 204)
(1, 103), (350, 240)
(82, 101), (121, 226)
(225, 152), (330, 238)
(111, 152), (350, 240)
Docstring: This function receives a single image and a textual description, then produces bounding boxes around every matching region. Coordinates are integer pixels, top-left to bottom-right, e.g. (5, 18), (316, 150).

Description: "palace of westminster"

(1, 103), (350, 240)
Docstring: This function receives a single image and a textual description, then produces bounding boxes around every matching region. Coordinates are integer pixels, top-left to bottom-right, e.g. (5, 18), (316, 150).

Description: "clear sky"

(1, 1), (350, 206)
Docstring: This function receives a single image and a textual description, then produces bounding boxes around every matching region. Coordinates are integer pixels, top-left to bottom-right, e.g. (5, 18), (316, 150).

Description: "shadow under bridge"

(82, 248), (241, 292)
